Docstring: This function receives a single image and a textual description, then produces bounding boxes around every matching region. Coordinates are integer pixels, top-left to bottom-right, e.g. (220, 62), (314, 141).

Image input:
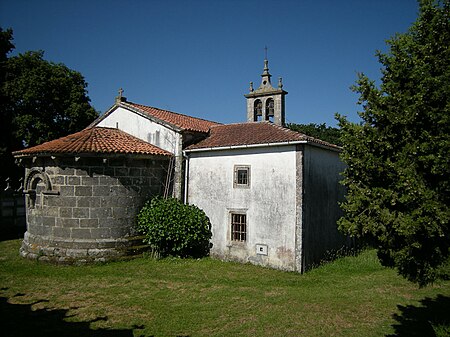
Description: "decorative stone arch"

(24, 168), (55, 208)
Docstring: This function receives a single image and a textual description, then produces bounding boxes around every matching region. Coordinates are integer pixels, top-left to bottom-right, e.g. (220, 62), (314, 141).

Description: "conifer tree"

(337, 0), (450, 286)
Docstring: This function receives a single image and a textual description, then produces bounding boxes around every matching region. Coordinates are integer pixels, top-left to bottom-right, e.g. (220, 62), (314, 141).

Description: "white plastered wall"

(187, 145), (298, 271)
(97, 106), (180, 155)
(302, 145), (348, 269)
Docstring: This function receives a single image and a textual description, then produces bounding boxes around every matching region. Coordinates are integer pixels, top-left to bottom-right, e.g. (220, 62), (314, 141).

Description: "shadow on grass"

(0, 292), (145, 337)
(387, 294), (450, 337)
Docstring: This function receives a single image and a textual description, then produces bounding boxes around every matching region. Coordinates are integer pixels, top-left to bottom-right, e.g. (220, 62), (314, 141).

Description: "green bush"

(136, 197), (212, 258)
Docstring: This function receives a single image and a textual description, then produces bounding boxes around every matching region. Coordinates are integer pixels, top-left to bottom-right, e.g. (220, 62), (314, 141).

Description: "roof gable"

(92, 100), (220, 134)
(13, 127), (172, 158)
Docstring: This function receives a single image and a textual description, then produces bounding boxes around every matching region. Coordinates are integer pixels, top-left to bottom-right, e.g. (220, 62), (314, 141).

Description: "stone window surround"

(230, 212), (247, 242)
(233, 165), (251, 188)
(23, 168), (59, 208)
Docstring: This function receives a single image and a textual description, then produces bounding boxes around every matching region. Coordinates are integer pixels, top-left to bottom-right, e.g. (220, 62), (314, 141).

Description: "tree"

(0, 28), (14, 64)
(336, 0), (450, 286)
(287, 123), (341, 146)
(0, 28), (15, 184)
(0, 28), (98, 184)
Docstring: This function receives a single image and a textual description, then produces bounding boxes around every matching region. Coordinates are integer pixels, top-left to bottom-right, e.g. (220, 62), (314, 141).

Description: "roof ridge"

(209, 121), (275, 128)
(125, 101), (222, 125)
(211, 121), (297, 130)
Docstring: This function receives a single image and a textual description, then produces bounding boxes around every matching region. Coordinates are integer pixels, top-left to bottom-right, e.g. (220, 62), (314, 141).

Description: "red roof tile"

(186, 122), (340, 151)
(13, 127), (172, 157)
(124, 101), (221, 133)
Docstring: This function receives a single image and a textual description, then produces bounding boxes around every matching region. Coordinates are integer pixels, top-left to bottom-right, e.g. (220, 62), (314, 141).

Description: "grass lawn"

(0, 239), (449, 337)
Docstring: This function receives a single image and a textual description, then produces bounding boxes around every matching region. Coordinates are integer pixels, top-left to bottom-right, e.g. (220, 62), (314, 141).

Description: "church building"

(13, 59), (349, 271)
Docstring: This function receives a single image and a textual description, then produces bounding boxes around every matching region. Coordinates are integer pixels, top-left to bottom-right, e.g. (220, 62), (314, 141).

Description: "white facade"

(96, 106), (181, 155)
(187, 145), (300, 271)
(187, 143), (348, 272)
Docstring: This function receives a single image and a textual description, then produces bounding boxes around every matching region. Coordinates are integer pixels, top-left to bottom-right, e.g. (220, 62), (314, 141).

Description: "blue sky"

(1, 0), (418, 126)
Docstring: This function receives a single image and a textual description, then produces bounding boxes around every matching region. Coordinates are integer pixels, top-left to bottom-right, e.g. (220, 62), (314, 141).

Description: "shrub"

(136, 197), (212, 258)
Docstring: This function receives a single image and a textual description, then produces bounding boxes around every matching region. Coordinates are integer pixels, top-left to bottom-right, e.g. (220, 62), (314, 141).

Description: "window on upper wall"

(234, 165), (250, 188)
(231, 213), (247, 242)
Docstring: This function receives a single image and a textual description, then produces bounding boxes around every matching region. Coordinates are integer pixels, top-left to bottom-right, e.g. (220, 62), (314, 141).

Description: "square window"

(231, 213), (247, 242)
(237, 169), (248, 185)
(234, 165), (250, 188)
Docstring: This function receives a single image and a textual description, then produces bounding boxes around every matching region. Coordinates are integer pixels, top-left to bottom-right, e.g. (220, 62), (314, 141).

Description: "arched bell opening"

(253, 99), (263, 121)
(265, 98), (274, 122)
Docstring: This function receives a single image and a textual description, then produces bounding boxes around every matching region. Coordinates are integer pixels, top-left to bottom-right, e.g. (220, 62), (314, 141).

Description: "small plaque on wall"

(256, 244), (268, 256)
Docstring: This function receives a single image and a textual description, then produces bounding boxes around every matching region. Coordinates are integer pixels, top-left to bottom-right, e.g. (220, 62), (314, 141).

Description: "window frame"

(230, 212), (247, 242)
(233, 165), (251, 188)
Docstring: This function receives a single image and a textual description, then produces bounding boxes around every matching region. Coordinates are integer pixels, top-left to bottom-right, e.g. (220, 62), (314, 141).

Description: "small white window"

(234, 165), (250, 188)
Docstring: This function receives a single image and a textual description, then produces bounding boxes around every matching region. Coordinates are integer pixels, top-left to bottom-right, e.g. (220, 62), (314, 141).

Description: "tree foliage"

(287, 123), (341, 146)
(336, 0), (450, 286)
(137, 197), (212, 258)
(0, 28), (13, 64)
(0, 28), (16, 183)
(0, 28), (98, 183)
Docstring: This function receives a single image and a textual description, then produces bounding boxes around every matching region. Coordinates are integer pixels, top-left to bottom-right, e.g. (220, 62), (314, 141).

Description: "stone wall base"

(20, 231), (143, 264)
(209, 251), (296, 273)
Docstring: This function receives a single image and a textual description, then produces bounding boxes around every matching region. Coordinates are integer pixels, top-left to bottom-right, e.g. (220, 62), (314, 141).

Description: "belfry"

(245, 57), (288, 126)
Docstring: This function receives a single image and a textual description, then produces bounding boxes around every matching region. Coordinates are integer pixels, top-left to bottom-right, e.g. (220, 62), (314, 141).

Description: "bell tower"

(244, 56), (287, 126)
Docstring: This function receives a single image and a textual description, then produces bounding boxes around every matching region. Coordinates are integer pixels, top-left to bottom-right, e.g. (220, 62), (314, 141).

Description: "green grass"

(1, 240), (449, 337)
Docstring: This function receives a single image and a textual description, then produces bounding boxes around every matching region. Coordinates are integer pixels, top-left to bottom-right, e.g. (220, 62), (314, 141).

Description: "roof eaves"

(185, 136), (341, 153)
(13, 150), (172, 159)
(304, 140), (342, 152)
(185, 140), (308, 153)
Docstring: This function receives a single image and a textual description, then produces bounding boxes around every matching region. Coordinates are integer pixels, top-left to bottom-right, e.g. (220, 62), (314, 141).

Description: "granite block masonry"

(20, 156), (169, 263)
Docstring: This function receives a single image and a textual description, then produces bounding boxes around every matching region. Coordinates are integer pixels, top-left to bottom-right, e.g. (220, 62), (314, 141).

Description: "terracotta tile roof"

(124, 101), (221, 133)
(13, 127), (172, 157)
(186, 122), (341, 151)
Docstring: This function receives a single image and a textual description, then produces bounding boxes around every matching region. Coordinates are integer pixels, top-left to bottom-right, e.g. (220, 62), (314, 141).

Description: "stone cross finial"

(116, 88), (126, 103)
